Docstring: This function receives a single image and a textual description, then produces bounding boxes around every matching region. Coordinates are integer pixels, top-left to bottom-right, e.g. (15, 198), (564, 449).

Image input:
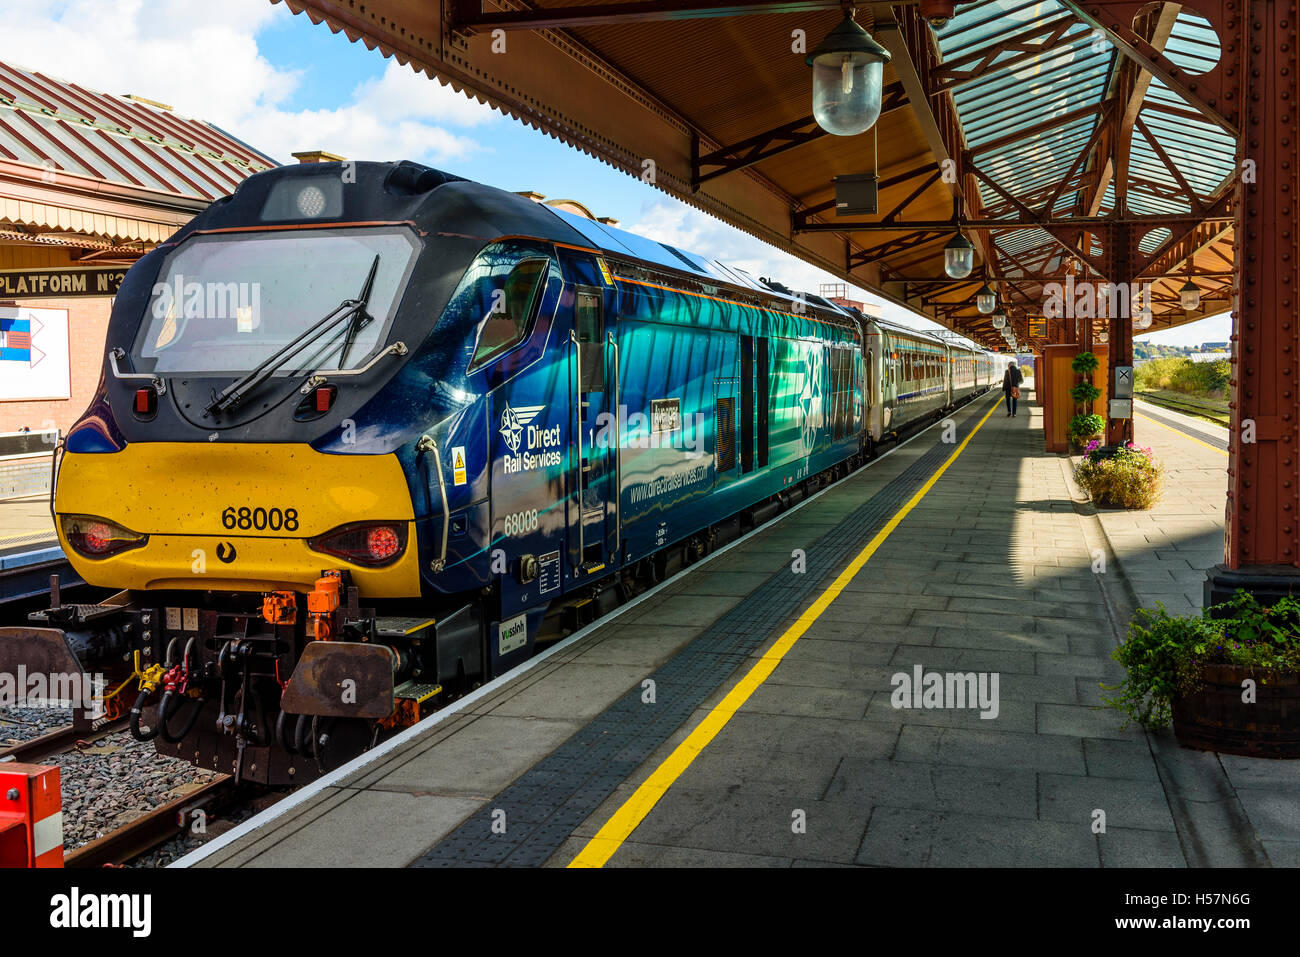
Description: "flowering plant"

(1074, 440), (1163, 508)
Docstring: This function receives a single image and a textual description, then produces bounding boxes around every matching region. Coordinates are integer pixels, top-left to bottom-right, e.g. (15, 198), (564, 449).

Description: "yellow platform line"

(1135, 411), (1229, 457)
(568, 392), (1005, 868)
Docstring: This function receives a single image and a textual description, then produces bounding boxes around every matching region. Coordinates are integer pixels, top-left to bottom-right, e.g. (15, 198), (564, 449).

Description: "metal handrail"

(608, 330), (620, 560)
(570, 329), (584, 560)
(417, 434), (450, 573)
(108, 348), (165, 395)
(299, 342), (408, 393)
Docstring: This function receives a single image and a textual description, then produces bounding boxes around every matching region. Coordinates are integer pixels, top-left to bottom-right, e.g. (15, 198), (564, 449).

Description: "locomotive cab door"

(570, 285), (617, 575)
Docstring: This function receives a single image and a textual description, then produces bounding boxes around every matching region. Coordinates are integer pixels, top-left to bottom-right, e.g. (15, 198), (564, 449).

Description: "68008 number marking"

(222, 506), (299, 532)
(502, 509), (538, 537)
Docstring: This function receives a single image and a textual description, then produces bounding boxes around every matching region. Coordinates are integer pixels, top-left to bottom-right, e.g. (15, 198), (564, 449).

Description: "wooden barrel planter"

(1172, 665), (1300, 757)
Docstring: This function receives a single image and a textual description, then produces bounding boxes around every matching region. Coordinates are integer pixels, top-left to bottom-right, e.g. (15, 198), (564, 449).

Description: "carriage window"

(470, 257), (549, 369)
(575, 288), (605, 391)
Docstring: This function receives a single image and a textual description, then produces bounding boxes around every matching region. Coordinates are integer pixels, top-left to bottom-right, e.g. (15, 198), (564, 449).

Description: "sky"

(1136, 313), (1232, 348)
(0, 0), (1230, 348)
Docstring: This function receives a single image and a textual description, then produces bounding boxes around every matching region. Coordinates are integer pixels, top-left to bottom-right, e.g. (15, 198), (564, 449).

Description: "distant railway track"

(1135, 390), (1230, 428)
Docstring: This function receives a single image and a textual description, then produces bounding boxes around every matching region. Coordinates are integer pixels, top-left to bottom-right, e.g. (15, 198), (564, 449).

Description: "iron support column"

(1105, 224), (1136, 446)
(1206, 0), (1300, 605)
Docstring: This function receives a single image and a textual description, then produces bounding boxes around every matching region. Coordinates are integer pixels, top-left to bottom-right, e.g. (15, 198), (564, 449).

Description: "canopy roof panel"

(274, 0), (1238, 347)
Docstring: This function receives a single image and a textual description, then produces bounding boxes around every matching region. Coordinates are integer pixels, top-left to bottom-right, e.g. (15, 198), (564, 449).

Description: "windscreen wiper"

(338, 259), (379, 369)
(203, 256), (381, 417)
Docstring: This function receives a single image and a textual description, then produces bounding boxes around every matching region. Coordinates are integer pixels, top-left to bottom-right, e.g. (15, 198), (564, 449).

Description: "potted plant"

(1070, 351), (1099, 378)
(1073, 439), (1163, 508)
(1070, 381), (1101, 408)
(1067, 352), (1102, 450)
(1103, 591), (1300, 756)
(1067, 412), (1105, 451)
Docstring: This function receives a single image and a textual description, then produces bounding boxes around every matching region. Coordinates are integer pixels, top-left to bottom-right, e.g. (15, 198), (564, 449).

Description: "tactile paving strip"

(413, 394), (998, 867)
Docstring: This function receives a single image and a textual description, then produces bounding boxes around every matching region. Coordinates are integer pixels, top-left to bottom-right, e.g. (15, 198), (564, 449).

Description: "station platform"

(0, 494), (57, 555)
(177, 388), (1299, 869)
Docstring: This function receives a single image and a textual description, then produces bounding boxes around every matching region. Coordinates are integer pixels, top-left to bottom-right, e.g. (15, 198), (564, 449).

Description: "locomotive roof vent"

(384, 161), (468, 196)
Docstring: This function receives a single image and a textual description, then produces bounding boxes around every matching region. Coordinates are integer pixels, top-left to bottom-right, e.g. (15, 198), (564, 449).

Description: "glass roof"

(931, 0), (1234, 311)
(937, 0), (1115, 217)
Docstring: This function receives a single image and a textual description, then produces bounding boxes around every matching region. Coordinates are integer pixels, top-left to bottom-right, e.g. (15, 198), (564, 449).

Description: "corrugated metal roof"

(0, 60), (276, 203)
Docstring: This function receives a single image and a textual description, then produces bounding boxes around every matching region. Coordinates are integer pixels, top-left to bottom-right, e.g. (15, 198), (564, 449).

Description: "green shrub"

(1104, 592), (1300, 730)
(1135, 356), (1182, 391)
(1135, 357), (1230, 396)
(1070, 382), (1101, 405)
(1071, 351), (1099, 376)
(1176, 357), (1230, 394)
(1073, 441), (1163, 509)
(1068, 412), (1105, 438)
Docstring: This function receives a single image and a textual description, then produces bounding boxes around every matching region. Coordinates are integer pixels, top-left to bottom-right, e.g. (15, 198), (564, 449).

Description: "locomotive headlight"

(366, 526), (401, 561)
(62, 514), (147, 558)
(260, 177), (343, 221)
(308, 521), (408, 567)
(296, 185), (327, 218)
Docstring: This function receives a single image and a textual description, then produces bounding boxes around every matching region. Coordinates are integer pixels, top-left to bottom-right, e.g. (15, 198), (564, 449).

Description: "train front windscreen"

(131, 226), (420, 379)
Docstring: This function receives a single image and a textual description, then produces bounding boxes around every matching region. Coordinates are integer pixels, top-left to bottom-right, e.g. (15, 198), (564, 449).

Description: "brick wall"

(0, 297), (111, 438)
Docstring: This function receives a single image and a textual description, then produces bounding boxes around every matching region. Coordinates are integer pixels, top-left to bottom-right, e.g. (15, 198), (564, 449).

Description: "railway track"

(1134, 390), (1230, 428)
(0, 716), (126, 764)
(0, 714), (250, 867)
(64, 776), (234, 868)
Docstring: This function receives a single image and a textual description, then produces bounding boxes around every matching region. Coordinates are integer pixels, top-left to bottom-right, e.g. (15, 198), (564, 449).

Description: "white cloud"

(237, 65), (493, 166)
(0, 0), (964, 339)
(0, 0), (296, 127)
(0, 0), (495, 166)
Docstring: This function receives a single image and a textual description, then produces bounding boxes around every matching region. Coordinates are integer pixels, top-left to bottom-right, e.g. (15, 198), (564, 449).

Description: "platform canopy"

(271, 0), (1236, 349)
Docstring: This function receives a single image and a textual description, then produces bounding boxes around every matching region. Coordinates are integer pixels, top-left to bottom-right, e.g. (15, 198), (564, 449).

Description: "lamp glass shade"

(991, 311), (1006, 329)
(1133, 307), (1154, 330)
(944, 233), (975, 279)
(1180, 280), (1200, 311)
(807, 16), (891, 136)
(1096, 330), (1109, 343)
(976, 284), (997, 314)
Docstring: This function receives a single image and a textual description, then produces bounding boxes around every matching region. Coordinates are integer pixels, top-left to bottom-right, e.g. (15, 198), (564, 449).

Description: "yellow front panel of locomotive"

(54, 443), (421, 598)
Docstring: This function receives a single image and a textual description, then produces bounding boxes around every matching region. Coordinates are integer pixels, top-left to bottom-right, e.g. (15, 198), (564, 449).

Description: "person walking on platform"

(1002, 360), (1023, 417)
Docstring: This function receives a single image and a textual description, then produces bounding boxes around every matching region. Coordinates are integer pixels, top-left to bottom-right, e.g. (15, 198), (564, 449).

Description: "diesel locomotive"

(0, 160), (1004, 783)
